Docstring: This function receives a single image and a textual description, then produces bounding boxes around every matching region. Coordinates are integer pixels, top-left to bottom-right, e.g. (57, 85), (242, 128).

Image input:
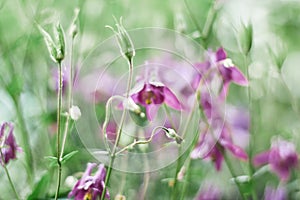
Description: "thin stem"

(54, 61), (63, 200)
(0, 150), (20, 200)
(140, 154), (150, 200)
(115, 126), (166, 156)
(60, 36), (75, 159)
(101, 59), (134, 200)
(102, 95), (127, 152)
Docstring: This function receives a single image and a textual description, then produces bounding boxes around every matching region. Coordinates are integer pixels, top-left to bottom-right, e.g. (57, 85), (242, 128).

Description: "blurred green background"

(1, 0), (300, 199)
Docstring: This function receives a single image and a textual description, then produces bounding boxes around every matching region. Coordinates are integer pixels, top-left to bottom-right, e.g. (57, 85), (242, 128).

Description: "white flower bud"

(123, 98), (141, 113)
(69, 105), (81, 120)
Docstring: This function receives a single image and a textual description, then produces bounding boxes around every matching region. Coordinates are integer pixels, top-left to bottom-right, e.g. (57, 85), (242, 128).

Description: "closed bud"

(69, 105), (81, 120)
(38, 24), (58, 63)
(268, 43), (287, 70)
(55, 22), (66, 62)
(106, 17), (135, 61)
(69, 8), (80, 38)
(239, 22), (253, 55)
(163, 128), (183, 144)
(38, 21), (66, 63)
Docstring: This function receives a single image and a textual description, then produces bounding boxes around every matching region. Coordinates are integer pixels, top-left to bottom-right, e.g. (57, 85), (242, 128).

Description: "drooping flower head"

(0, 122), (21, 165)
(68, 163), (110, 200)
(254, 139), (298, 181)
(130, 81), (182, 120)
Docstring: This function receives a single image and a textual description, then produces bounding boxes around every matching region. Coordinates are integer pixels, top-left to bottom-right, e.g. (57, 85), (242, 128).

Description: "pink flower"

(254, 139), (298, 181)
(68, 163), (110, 200)
(192, 48), (248, 99)
(131, 81), (182, 120)
(191, 129), (248, 171)
(0, 122), (21, 165)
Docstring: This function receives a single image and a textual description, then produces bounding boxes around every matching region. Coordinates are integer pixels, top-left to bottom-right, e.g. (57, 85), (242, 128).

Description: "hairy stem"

(54, 61), (63, 200)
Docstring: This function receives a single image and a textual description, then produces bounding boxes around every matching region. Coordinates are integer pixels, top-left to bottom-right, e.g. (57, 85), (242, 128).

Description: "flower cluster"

(254, 139), (298, 181)
(191, 48), (249, 170)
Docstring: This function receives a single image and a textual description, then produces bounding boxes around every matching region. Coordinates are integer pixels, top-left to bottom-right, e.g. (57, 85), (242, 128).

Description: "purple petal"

(214, 148), (224, 171)
(253, 151), (270, 166)
(145, 104), (159, 121)
(220, 140), (248, 160)
(79, 163), (97, 187)
(163, 87), (182, 110)
(229, 66), (248, 86)
(216, 48), (227, 61)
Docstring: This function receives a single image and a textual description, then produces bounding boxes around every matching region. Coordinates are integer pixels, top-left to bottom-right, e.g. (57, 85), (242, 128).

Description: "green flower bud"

(106, 17), (135, 61)
(69, 8), (80, 38)
(38, 24), (58, 63)
(38, 22), (66, 64)
(55, 22), (66, 62)
(239, 22), (253, 55)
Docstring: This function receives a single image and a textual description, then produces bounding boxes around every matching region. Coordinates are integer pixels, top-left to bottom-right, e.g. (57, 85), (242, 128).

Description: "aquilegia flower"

(253, 139), (298, 181)
(193, 48), (248, 99)
(191, 130), (248, 171)
(130, 81), (182, 120)
(68, 163), (110, 200)
(0, 122), (21, 165)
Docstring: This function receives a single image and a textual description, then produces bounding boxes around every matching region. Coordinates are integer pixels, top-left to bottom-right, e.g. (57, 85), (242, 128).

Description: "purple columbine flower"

(130, 81), (182, 120)
(253, 139), (298, 181)
(68, 163), (110, 200)
(264, 186), (286, 200)
(0, 122), (21, 165)
(192, 48), (248, 99)
(191, 130), (248, 171)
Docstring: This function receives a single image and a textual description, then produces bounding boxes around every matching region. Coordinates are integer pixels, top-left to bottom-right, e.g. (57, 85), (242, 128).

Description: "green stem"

(0, 150), (20, 200)
(60, 36), (75, 159)
(54, 61), (63, 200)
(100, 59), (134, 200)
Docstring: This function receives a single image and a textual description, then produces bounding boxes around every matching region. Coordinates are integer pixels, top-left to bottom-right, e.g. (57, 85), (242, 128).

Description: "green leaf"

(44, 156), (58, 167)
(27, 172), (51, 200)
(61, 150), (78, 164)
